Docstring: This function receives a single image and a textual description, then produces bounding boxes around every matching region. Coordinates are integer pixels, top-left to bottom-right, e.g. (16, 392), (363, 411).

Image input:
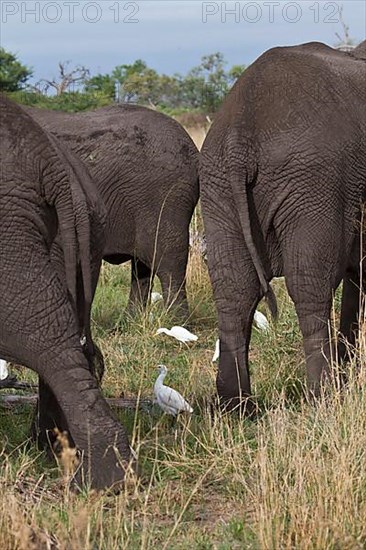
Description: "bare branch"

(0, 394), (153, 409)
(38, 61), (90, 95)
(335, 5), (354, 46)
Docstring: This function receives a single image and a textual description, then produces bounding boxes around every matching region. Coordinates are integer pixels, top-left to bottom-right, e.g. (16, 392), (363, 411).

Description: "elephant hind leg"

(205, 232), (262, 412)
(338, 236), (365, 362)
(32, 343), (105, 455)
(126, 256), (190, 321)
(31, 378), (73, 456)
(158, 268), (189, 322)
(281, 226), (341, 398)
(126, 258), (152, 314)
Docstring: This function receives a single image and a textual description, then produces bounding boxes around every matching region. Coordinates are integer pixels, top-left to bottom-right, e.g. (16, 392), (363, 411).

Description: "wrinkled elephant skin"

(200, 42), (366, 408)
(27, 104), (199, 319)
(0, 95), (132, 489)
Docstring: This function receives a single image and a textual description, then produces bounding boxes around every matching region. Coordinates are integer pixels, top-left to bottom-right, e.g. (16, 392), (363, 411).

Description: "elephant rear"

(0, 95), (132, 489)
(27, 103), (200, 317)
(200, 42), (366, 408)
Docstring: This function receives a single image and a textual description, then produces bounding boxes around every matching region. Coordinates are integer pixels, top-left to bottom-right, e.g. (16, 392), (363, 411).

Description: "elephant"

(25, 104), (200, 319)
(200, 41), (366, 410)
(0, 94), (132, 489)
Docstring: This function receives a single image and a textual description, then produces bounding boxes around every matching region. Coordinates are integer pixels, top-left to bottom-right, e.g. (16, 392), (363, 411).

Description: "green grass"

(1, 244), (366, 549)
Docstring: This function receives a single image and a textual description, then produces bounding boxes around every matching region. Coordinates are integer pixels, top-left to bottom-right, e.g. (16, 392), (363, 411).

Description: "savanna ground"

(1, 165), (366, 547)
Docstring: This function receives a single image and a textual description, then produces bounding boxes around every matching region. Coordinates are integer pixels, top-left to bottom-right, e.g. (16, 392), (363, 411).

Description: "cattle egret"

(0, 359), (8, 381)
(154, 364), (193, 416)
(254, 310), (270, 331)
(212, 339), (220, 362)
(156, 326), (198, 344)
(151, 292), (163, 304)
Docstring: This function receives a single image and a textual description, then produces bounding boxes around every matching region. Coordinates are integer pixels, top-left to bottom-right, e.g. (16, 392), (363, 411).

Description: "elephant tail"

(52, 180), (78, 318)
(227, 131), (278, 319)
(51, 137), (95, 354)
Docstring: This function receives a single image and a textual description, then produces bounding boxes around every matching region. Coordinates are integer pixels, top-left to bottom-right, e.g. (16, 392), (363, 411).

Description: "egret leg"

(170, 414), (177, 430)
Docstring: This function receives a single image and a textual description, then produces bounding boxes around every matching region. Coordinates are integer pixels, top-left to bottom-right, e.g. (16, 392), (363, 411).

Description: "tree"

(38, 61), (89, 95)
(157, 74), (183, 109)
(112, 60), (157, 103)
(11, 89), (112, 112)
(84, 73), (116, 100)
(228, 64), (246, 86)
(119, 68), (161, 105)
(181, 53), (230, 112)
(6, 52), (247, 114)
(0, 48), (33, 91)
(334, 6), (356, 49)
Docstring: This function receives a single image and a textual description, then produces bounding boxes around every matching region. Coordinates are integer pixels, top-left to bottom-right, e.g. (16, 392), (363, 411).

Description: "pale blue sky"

(2, 1), (365, 83)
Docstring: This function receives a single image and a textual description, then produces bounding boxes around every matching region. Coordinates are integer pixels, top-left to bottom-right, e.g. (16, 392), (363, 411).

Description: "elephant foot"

(72, 437), (135, 491)
(30, 413), (72, 463)
(211, 394), (258, 418)
(306, 365), (348, 404)
(125, 301), (144, 319)
(32, 421), (135, 492)
(165, 295), (190, 319)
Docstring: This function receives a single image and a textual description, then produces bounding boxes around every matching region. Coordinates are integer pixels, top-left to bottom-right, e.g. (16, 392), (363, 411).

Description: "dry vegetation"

(1, 227), (366, 549)
(174, 116), (211, 150)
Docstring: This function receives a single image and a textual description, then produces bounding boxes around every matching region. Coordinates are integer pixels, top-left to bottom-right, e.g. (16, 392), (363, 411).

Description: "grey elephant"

(26, 104), (199, 318)
(0, 95), (132, 489)
(200, 41), (366, 410)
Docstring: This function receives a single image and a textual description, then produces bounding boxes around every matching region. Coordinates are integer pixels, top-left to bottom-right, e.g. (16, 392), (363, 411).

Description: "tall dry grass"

(1, 239), (365, 549)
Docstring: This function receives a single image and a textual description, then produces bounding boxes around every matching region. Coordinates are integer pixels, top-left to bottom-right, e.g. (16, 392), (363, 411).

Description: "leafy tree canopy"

(84, 73), (116, 100)
(0, 48), (33, 92)
(6, 50), (247, 113)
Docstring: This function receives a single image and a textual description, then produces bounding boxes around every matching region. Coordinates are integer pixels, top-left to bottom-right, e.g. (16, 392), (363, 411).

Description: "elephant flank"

(228, 130), (278, 319)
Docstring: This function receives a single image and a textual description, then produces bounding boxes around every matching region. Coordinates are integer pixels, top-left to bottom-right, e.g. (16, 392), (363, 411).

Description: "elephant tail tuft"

(266, 285), (278, 320)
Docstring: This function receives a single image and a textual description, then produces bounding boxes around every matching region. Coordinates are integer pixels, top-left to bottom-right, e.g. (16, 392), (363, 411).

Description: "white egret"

(0, 359), (9, 381)
(154, 365), (193, 416)
(212, 339), (220, 362)
(254, 310), (270, 331)
(156, 326), (198, 344)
